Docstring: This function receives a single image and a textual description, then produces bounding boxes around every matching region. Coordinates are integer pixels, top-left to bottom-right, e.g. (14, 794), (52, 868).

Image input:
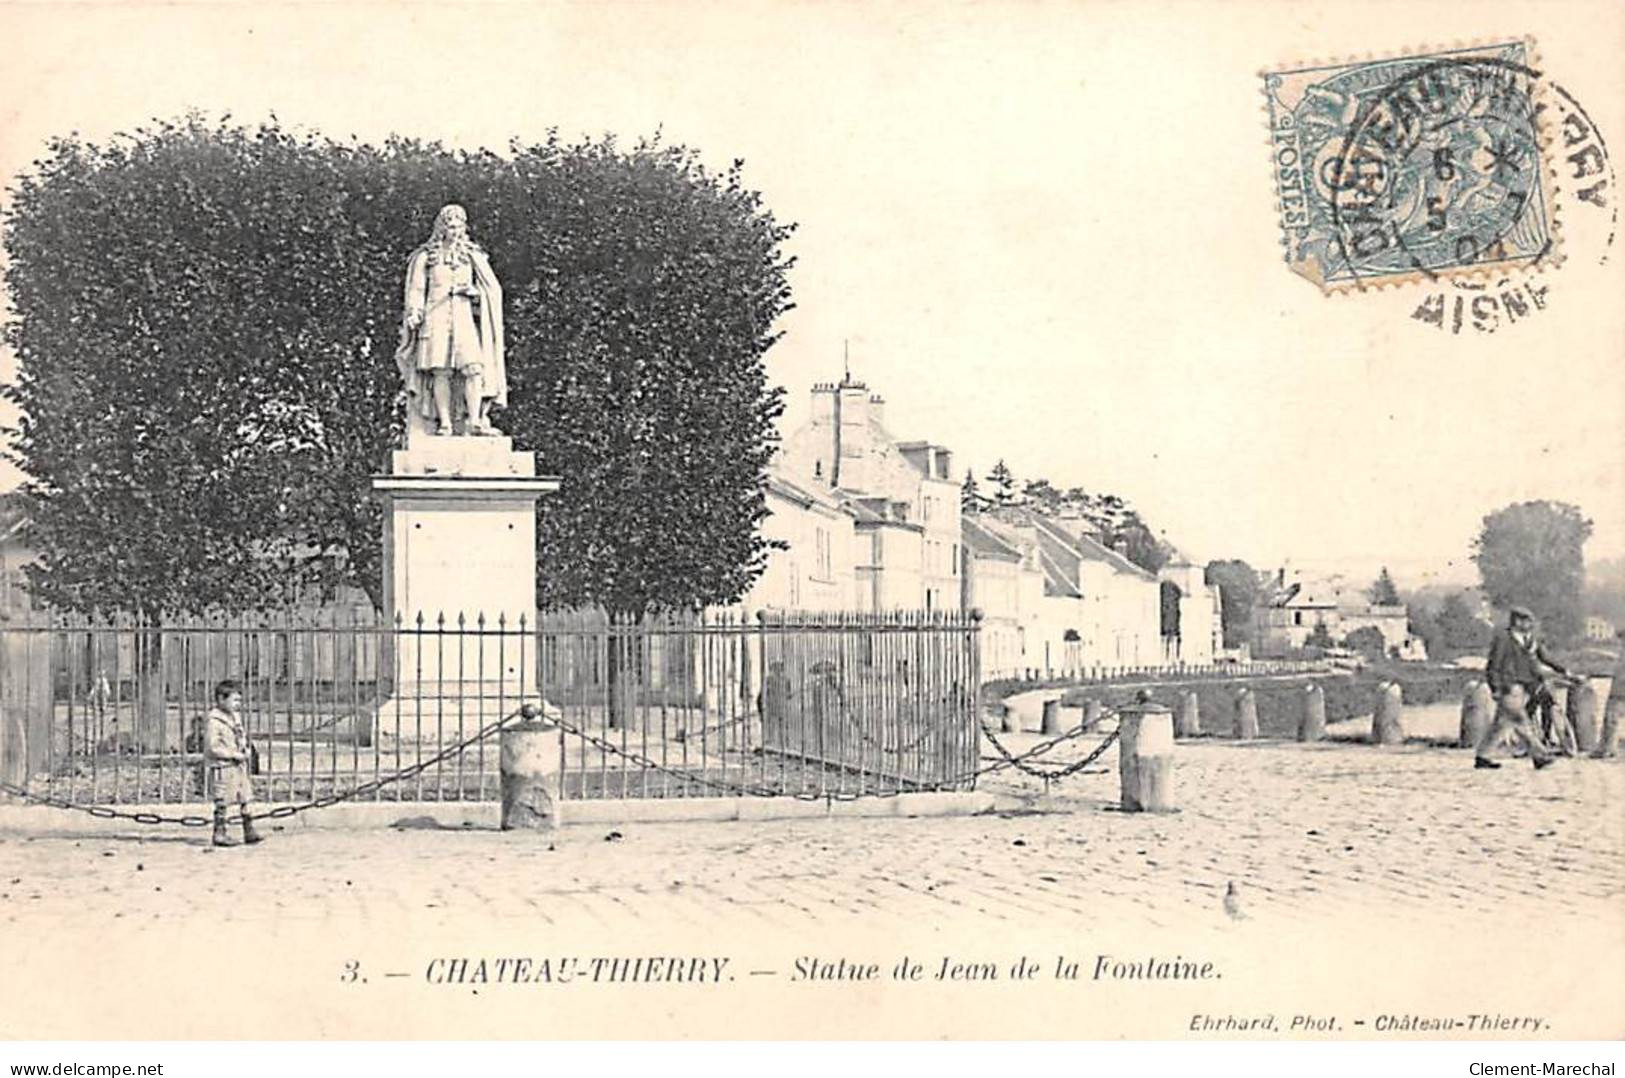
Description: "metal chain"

(977, 709), (1112, 772)
(548, 712), (881, 800)
(0, 706), (527, 828)
(0, 705), (1126, 824)
(550, 710), (1118, 799)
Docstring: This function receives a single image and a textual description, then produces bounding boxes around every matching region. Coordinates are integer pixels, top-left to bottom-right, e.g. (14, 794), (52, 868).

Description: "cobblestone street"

(5, 737), (1620, 932)
(3, 736), (1622, 1039)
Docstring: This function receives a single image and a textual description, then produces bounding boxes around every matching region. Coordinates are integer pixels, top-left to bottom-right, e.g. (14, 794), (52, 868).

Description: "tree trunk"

(605, 610), (639, 731)
(134, 620), (167, 753)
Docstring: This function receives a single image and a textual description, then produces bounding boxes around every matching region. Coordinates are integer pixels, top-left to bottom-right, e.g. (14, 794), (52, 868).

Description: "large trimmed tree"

(4, 117), (793, 743)
(1473, 500), (1592, 643)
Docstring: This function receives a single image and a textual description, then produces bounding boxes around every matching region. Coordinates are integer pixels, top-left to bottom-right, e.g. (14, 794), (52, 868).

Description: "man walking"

(204, 679), (264, 847)
(1474, 606), (1565, 770)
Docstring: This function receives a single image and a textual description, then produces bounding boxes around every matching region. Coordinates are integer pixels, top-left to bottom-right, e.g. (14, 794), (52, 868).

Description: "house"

(1256, 570), (1427, 659)
(1155, 556), (1222, 665)
(970, 507), (1165, 675)
(738, 469), (857, 614)
(960, 515), (1042, 678)
(774, 372), (961, 613)
(972, 512), (1083, 676)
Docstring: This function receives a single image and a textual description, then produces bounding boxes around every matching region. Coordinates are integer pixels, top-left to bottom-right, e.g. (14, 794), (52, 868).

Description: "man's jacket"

(1484, 628), (1567, 697)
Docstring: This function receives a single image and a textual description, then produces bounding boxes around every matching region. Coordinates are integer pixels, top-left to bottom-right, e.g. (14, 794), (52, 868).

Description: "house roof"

(766, 471), (846, 514)
(961, 516), (1022, 562)
(1270, 583), (1336, 609)
(1036, 548), (1082, 599)
(1006, 507), (1159, 582)
(842, 495), (923, 532)
(975, 511), (1084, 597)
(1072, 531), (1157, 581)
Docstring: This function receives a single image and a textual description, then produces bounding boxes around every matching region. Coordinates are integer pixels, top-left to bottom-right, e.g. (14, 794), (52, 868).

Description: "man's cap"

(1509, 605), (1534, 620)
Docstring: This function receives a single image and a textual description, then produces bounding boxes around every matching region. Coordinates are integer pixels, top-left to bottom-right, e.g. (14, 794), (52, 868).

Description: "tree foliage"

(3, 116), (794, 617)
(985, 460), (1017, 507)
(960, 468), (986, 514)
(1436, 592), (1493, 655)
(1472, 500), (1591, 644)
(1204, 558), (1264, 649)
(979, 469), (1172, 573)
(1369, 567), (1400, 606)
(1342, 625), (1387, 659)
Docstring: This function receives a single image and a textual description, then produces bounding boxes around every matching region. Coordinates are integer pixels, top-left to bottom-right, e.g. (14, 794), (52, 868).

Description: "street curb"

(0, 791), (997, 837)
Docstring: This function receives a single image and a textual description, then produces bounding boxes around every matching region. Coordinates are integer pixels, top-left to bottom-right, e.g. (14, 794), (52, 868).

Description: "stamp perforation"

(1260, 36), (1565, 296)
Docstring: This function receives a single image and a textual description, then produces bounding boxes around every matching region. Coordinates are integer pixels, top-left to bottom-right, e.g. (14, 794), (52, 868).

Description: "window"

(952, 543), (959, 575)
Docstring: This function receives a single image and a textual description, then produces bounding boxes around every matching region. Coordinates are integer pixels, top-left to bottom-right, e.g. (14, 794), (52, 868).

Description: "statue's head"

(430, 204), (470, 245)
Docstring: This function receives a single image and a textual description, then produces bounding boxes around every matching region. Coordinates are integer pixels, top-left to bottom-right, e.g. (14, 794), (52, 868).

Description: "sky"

(0, 0), (1621, 590)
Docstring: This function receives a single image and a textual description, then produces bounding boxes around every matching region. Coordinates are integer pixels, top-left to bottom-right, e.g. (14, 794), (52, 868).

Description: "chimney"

(869, 393), (885, 431)
(809, 382), (836, 425)
(834, 378), (869, 489)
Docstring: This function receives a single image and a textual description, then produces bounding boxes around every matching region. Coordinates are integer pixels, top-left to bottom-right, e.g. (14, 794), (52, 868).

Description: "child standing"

(204, 679), (264, 847)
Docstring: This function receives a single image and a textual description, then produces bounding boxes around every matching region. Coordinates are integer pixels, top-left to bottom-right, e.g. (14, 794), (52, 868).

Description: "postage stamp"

(1264, 41), (1557, 292)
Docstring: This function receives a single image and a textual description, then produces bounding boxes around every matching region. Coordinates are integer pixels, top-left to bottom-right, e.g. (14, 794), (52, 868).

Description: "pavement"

(2, 731), (1621, 1039)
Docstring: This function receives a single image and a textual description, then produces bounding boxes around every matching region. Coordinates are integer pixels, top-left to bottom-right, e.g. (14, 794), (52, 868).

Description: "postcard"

(0, 0), (1620, 1046)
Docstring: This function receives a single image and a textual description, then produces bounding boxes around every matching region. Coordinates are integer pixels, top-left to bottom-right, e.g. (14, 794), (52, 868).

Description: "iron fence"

(0, 609), (982, 806)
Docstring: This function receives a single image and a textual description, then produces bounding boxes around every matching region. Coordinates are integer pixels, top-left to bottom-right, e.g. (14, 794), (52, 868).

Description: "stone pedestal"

(371, 436), (560, 742)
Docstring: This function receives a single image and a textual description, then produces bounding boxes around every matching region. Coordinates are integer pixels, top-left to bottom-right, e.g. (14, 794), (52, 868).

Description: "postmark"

(1405, 77), (1615, 334)
(1265, 41), (1556, 292)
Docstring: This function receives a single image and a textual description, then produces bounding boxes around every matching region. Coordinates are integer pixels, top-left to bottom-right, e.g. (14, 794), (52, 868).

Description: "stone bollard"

(1459, 680), (1493, 749)
(1371, 681), (1404, 745)
(1118, 695), (1176, 813)
(1083, 699), (1105, 731)
(1041, 698), (1062, 736)
(1570, 677), (1611, 754)
(1233, 687), (1259, 740)
(1175, 690), (1201, 738)
(1299, 683), (1326, 742)
(1593, 694), (1622, 759)
(500, 708), (560, 832)
(1547, 683), (1577, 756)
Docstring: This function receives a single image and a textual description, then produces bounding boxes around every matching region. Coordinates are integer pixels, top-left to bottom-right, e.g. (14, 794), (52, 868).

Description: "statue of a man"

(394, 204), (507, 438)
